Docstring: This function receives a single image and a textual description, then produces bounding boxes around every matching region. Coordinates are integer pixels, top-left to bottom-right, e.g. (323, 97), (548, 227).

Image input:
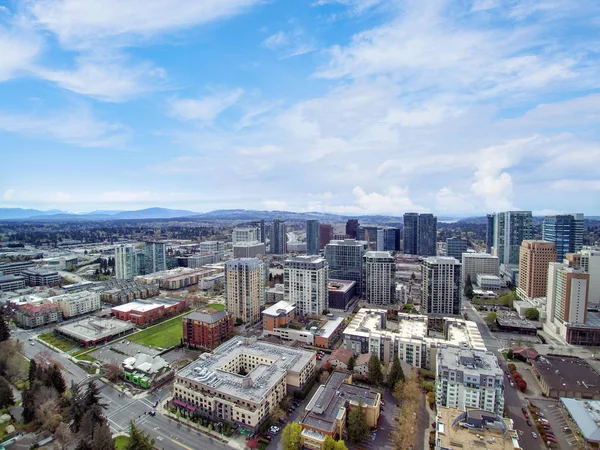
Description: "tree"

(281, 422), (302, 450)
(54, 423), (75, 450)
(47, 364), (67, 394)
(368, 354), (383, 386)
(0, 376), (14, 408)
(28, 359), (38, 385)
(426, 391), (436, 409)
(92, 422), (115, 450)
(486, 312), (498, 325)
(36, 396), (62, 431)
(0, 315), (10, 342)
(464, 275), (474, 300)
(319, 370), (331, 383)
(103, 363), (122, 383)
(387, 354), (405, 387)
(517, 378), (527, 392)
(347, 355), (356, 371)
(80, 381), (108, 436)
(334, 441), (348, 450)
(347, 400), (370, 443)
(507, 349), (514, 360)
(125, 422), (155, 450)
(22, 387), (36, 423)
(525, 308), (540, 321)
(65, 381), (86, 433)
(507, 363), (516, 373)
(324, 436), (337, 450)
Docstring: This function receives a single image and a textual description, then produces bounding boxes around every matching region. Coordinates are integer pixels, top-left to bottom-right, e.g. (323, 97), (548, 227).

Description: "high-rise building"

(566, 248), (600, 308)
(542, 214), (584, 262)
(403, 213), (419, 255)
(346, 219), (359, 239)
(546, 263), (589, 328)
(436, 347), (504, 415)
(461, 253), (499, 285)
(284, 255), (329, 316)
(319, 224), (333, 249)
(421, 257), (461, 315)
(377, 228), (399, 252)
(144, 242), (166, 274)
(363, 251), (395, 306)
(492, 211), (533, 265)
(232, 226), (260, 244)
(224, 258), (265, 325)
(446, 237), (467, 260)
(418, 214), (437, 256)
(517, 240), (557, 301)
(325, 239), (367, 294)
(486, 214), (495, 254)
(271, 220), (287, 254)
(115, 244), (136, 280)
(306, 219), (320, 255)
(251, 219), (266, 244)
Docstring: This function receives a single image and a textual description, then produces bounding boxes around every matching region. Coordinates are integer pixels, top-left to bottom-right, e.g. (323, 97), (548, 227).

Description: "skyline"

(1, 0), (599, 215)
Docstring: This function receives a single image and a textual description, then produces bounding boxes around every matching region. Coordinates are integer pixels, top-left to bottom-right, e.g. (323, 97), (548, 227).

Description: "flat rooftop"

(112, 298), (182, 313)
(328, 279), (356, 293)
(437, 347), (502, 377)
(532, 356), (600, 396)
(560, 398), (600, 442)
(497, 316), (537, 330)
(262, 301), (296, 317)
(57, 317), (135, 341)
(177, 336), (315, 404)
(184, 310), (230, 324)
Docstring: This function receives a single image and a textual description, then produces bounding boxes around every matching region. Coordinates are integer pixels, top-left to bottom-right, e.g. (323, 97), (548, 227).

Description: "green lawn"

(206, 303), (225, 311)
(128, 315), (183, 348)
(114, 435), (129, 450)
(38, 332), (78, 352)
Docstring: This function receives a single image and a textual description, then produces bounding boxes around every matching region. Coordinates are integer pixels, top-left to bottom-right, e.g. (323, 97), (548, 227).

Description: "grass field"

(128, 315), (183, 348)
(206, 303), (225, 311)
(39, 332), (78, 352)
(114, 436), (129, 450)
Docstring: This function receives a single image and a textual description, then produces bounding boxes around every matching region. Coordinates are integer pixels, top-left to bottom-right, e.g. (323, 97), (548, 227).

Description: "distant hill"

(0, 208), (66, 219)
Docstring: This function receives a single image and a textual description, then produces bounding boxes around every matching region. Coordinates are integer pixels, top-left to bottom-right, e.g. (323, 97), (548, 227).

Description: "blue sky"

(0, 0), (599, 215)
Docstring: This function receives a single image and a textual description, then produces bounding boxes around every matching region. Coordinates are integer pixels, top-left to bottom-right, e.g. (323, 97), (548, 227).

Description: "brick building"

(182, 310), (234, 350)
(14, 302), (62, 328)
(111, 298), (186, 326)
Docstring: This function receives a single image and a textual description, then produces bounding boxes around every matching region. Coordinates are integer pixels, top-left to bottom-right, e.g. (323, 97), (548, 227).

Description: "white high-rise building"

(436, 347), (504, 415)
(284, 255), (329, 316)
(232, 227), (260, 244)
(461, 253), (499, 285)
(115, 244), (136, 280)
(363, 251), (395, 306)
(578, 248), (600, 308)
(421, 257), (462, 315)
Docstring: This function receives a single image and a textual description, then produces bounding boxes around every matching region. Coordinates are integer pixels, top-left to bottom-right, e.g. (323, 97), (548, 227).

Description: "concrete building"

(54, 291), (101, 318)
(345, 219), (359, 239)
(14, 302), (62, 328)
(434, 407), (521, 450)
(182, 310), (234, 350)
(55, 317), (135, 347)
(178, 253), (219, 268)
(300, 371), (380, 450)
(446, 237), (467, 261)
(422, 257), (462, 315)
(492, 211), (533, 266)
(111, 298), (186, 326)
(517, 240), (557, 302)
(306, 219), (320, 255)
(172, 336), (316, 430)
(325, 239), (366, 294)
(569, 247), (600, 308)
(271, 220), (287, 254)
(232, 226), (260, 244)
(266, 283), (284, 304)
(327, 279), (356, 310)
(542, 213), (584, 262)
(144, 241), (166, 274)
(21, 268), (61, 287)
(115, 244), (136, 280)
(436, 347), (504, 415)
(532, 356), (600, 399)
(262, 301), (296, 331)
(233, 241), (266, 258)
(560, 398), (600, 448)
(198, 273), (224, 290)
(199, 241), (225, 260)
(0, 274), (25, 292)
(136, 267), (222, 290)
(476, 274), (502, 290)
(250, 220), (266, 244)
(363, 251), (395, 306)
(0, 261), (34, 276)
(462, 253), (499, 286)
(284, 255), (329, 316)
(486, 213), (495, 254)
(319, 224), (333, 250)
(88, 279), (159, 305)
(225, 258), (265, 325)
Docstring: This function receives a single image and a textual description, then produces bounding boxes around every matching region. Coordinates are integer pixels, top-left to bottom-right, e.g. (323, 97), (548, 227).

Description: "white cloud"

(549, 180), (600, 192)
(313, 0), (386, 14)
(347, 185), (424, 214)
(261, 29), (315, 58)
(168, 89), (244, 122)
(2, 189), (15, 200)
(263, 199), (288, 210)
(435, 187), (476, 214)
(235, 145), (281, 156)
(0, 27), (42, 81)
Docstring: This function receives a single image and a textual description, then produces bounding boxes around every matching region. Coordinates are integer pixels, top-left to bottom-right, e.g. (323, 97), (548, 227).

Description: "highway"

(464, 300), (543, 450)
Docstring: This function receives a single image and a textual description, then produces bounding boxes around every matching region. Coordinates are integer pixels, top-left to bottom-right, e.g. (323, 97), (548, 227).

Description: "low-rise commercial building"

(55, 317), (135, 347)
(172, 336), (316, 430)
(21, 268), (61, 287)
(560, 398), (600, 448)
(14, 302), (62, 328)
(0, 275), (25, 292)
(532, 356), (600, 399)
(0, 261), (34, 276)
(477, 274), (502, 290)
(111, 298), (186, 326)
(182, 310), (234, 350)
(495, 316), (537, 335)
(123, 353), (171, 389)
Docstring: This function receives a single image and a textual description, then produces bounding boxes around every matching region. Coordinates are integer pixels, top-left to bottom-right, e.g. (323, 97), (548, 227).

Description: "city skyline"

(1, 1), (599, 215)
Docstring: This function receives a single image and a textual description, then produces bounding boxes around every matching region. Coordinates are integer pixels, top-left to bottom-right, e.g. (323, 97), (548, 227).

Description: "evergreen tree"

(335, 440), (348, 450)
(281, 422), (302, 450)
(125, 422), (155, 450)
(80, 381), (108, 435)
(347, 355), (356, 371)
(347, 400), (370, 443)
(48, 364), (67, 394)
(0, 315), (10, 342)
(387, 354), (405, 387)
(0, 376), (15, 409)
(65, 381), (85, 433)
(91, 422), (114, 450)
(75, 440), (92, 450)
(22, 388), (36, 423)
(28, 359), (38, 385)
(324, 436), (337, 450)
(464, 275), (474, 300)
(368, 354), (383, 385)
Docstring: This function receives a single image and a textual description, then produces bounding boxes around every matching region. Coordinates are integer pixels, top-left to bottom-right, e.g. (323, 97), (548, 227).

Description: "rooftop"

(560, 398), (600, 442)
(262, 301), (296, 317)
(329, 347), (353, 366)
(111, 298), (183, 313)
(364, 251), (394, 259)
(532, 356), (600, 396)
(57, 317), (135, 341)
(437, 347), (502, 377)
(176, 336), (315, 404)
(496, 316), (537, 330)
(328, 279), (356, 293)
(463, 253), (498, 259)
(123, 353), (170, 375)
(184, 309), (231, 324)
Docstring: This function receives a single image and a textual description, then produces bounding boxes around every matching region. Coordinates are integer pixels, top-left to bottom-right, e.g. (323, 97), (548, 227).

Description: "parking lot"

(530, 398), (580, 449)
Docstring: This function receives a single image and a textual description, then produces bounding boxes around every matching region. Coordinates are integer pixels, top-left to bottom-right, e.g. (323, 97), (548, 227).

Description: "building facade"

(21, 268), (61, 287)
(328, 279), (356, 310)
(182, 310), (234, 350)
(250, 220), (266, 244)
(403, 213), (419, 255)
(461, 253), (499, 286)
(144, 242), (166, 274)
(325, 239), (366, 294)
(345, 219), (359, 239)
(363, 251), (395, 306)
(377, 228), (399, 252)
(542, 214), (584, 262)
(55, 291), (101, 318)
(422, 257), (462, 315)
(0, 274), (25, 291)
(112, 298), (186, 326)
(446, 237), (467, 260)
(271, 220), (287, 254)
(517, 240), (557, 301)
(233, 242), (266, 258)
(418, 214), (438, 257)
(232, 226), (260, 244)
(486, 213), (495, 254)
(492, 211), (533, 266)
(14, 302), (62, 328)
(115, 244), (136, 280)
(306, 219), (320, 255)
(319, 224), (333, 250)
(225, 258), (265, 325)
(284, 255), (329, 316)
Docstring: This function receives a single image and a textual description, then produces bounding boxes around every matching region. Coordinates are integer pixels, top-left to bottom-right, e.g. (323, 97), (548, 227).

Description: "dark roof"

(532, 356), (600, 395)
(512, 346), (539, 360)
(0, 275), (25, 283)
(184, 310), (230, 323)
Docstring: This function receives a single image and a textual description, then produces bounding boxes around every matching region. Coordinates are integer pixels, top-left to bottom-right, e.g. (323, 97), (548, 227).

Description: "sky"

(0, 0), (599, 216)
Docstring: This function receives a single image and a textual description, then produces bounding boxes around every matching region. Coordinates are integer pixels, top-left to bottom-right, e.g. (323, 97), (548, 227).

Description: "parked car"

(521, 408), (527, 414)
(532, 432), (538, 439)
(547, 437), (557, 443)
(526, 419), (532, 426)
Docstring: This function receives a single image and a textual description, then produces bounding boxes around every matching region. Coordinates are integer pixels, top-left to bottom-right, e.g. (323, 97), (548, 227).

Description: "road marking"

(170, 439), (194, 450)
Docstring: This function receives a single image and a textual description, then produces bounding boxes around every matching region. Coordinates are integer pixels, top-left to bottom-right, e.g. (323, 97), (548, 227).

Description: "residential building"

(262, 300), (296, 331)
(14, 302), (62, 328)
(172, 336), (316, 430)
(328, 279), (356, 310)
(136, 267), (222, 290)
(492, 211), (533, 266)
(284, 255), (329, 316)
(271, 220), (287, 254)
(306, 219), (320, 255)
(319, 224), (333, 249)
(178, 253), (219, 268)
(300, 371), (380, 449)
(288, 242), (307, 253)
(422, 257), (462, 315)
(418, 214), (438, 256)
(115, 244), (136, 280)
(461, 253), (499, 286)
(232, 226), (260, 244)
(111, 298), (186, 326)
(54, 291), (101, 318)
(542, 213), (584, 262)
(0, 274), (25, 292)
(144, 241), (166, 274)
(435, 407), (521, 450)
(560, 398), (600, 448)
(199, 273), (224, 290)
(0, 261), (34, 276)
(233, 241), (266, 258)
(345, 219), (359, 239)
(486, 213), (495, 254)
(266, 283), (284, 304)
(363, 251), (395, 306)
(403, 213), (419, 255)
(21, 268), (61, 287)
(182, 310), (234, 350)
(517, 240), (557, 301)
(123, 353), (171, 389)
(435, 347), (504, 415)
(88, 279), (159, 305)
(353, 353), (371, 377)
(328, 347), (354, 371)
(325, 239), (366, 294)
(225, 258), (265, 325)
(250, 220), (266, 244)
(446, 237), (467, 261)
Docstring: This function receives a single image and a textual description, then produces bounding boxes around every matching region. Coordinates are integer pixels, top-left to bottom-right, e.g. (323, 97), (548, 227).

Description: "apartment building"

(363, 251), (395, 306)
(54, 291), (101, 318)
(225, 258), (265, 325)
(517, 240), (557, 301)
(284, 255), (328, 316)
(182, 310), (234, 350)
(421, 257), (462, 315)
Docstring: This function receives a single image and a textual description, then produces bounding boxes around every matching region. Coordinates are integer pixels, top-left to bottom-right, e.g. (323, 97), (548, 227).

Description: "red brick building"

(182, 310), (234, 349)
(111, 298), (186, 326)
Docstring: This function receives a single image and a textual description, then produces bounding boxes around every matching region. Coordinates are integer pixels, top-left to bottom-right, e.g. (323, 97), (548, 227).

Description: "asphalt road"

(464, 300), (543, 450)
